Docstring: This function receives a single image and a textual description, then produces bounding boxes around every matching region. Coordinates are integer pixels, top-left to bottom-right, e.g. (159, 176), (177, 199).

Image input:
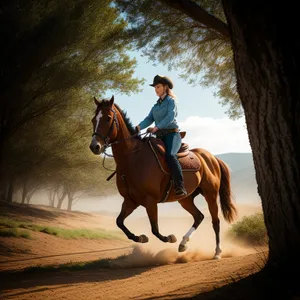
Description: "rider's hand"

(147, 127), (158, 133)
(151, 127), (159, 133)
(135, 125), (141, 133)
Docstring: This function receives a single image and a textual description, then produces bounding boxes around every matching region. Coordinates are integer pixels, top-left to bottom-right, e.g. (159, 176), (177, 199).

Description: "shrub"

(227, 213), (268, 246)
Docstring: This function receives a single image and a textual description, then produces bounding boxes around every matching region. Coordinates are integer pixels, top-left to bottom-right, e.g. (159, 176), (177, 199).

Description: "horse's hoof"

(178, 244), (188, 252)
(168, 234), (177, 243)
(213, 254), (221, 260)
(138, 234), (149, 243)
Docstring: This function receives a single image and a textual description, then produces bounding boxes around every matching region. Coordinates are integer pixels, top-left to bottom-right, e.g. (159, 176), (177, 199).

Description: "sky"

(104, 52), (252, 155)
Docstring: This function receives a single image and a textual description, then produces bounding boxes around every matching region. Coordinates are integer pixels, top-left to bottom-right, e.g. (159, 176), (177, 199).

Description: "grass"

(0, 228), (31, 238)
(0, 216), (125, 240)
(227, 213), (268, 246)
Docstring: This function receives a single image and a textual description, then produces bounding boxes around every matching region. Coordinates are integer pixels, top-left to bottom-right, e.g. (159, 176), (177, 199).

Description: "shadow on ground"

(160, 269), (300, 300)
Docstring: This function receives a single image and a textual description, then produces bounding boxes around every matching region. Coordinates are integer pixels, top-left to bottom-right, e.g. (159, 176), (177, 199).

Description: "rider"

(135, 75), (187, 198)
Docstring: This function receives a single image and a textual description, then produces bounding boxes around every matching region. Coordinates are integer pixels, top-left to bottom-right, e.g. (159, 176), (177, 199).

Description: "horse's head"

(89, 95), (119, 155)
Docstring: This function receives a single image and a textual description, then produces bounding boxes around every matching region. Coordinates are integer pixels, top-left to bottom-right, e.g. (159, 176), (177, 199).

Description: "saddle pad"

(149, 139), (200, 172)
(178, 151), (200, 171)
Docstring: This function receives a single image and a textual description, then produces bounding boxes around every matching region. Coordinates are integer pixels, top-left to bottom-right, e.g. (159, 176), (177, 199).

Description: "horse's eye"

(106, 116), (112, 122)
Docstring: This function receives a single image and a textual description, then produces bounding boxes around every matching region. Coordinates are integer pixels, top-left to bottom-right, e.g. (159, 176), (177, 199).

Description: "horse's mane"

(95, 99), (140, 138)
(113, 103), (138, 136)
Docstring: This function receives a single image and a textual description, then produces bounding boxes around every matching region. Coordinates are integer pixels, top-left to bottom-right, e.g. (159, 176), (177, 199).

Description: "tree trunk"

(6, 178), (15, 203)
(57, 189), (67, 209)
(26, 194), (33, 204)
(21, 180), (28, 204)
(48, 190), (55, 207)
(67, 195), (73, 211)
(222, 1), (300, 275)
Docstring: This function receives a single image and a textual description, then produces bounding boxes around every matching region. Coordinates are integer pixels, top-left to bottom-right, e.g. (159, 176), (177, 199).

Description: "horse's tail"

(216, 158), (237, 223)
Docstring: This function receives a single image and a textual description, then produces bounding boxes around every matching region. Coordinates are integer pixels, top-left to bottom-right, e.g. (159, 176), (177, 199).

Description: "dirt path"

(1, 251), (264, 300)
(0, 202), (266, 299)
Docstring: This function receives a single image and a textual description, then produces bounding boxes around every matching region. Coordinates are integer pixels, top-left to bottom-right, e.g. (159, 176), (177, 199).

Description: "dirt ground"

(0, 201), (267, 300)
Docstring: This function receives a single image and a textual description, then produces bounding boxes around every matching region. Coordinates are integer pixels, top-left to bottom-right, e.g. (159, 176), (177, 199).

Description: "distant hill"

(216, 153), (261, 205)
(216, 153), (254, 173)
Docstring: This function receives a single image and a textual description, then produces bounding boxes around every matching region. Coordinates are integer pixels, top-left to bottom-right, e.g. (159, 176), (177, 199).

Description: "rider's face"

(154, 84), (166, 98)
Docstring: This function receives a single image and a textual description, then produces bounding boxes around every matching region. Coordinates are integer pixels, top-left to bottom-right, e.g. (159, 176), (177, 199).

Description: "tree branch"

(160, 0), (230, 39)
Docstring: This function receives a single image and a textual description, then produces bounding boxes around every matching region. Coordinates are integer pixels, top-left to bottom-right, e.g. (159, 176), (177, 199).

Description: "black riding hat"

(149, 75), (174, 89)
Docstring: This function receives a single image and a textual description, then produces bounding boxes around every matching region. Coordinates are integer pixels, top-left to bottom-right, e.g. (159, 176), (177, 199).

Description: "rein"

(101, 132), (151, 176)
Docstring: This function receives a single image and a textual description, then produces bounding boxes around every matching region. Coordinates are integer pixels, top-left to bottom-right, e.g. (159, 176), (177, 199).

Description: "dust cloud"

(105, 202), (263, 269)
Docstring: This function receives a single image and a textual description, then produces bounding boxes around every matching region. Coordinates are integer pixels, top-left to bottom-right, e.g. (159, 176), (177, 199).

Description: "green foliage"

(1, 0), (144, 201)
(31, 226), (125, 240)
(227, 213), (268, 246)
(0, 217), (125, 240)
(0, 228), (31, 238)
(115, 0), (243, 119)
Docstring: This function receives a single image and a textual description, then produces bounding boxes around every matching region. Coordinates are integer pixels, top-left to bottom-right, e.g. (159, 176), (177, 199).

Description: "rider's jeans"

(161, 132), (184, 189)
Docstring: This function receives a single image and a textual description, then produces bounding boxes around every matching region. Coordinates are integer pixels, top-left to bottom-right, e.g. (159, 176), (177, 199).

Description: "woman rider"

(135, 75), (187, 198)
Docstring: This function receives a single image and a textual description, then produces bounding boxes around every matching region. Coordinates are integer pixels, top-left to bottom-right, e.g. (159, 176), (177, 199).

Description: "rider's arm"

(156, 99), (177, 129)
(138, 107), (154, 130)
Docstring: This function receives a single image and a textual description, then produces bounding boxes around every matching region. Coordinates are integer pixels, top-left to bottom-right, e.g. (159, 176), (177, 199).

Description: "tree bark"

(222, 1), (300, 275)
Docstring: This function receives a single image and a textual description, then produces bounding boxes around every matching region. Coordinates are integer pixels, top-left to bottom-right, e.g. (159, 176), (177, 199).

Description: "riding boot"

(165, 154), (187, 198)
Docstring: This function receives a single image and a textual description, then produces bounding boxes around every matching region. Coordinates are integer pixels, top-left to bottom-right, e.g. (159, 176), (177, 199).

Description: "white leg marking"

(180, 227), (196, 246)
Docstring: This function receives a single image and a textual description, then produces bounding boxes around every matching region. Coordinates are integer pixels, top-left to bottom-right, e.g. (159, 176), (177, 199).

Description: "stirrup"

(175, 186), (187, 198)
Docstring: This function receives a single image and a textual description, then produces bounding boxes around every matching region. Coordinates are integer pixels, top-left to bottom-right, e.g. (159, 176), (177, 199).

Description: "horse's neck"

(111, 112), (137, 162)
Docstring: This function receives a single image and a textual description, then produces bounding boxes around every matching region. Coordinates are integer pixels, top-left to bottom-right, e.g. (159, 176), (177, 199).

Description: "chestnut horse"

(89, 96), (237, 259)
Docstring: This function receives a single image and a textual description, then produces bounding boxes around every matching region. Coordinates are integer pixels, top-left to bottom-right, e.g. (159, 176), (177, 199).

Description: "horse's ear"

(109, 95), (114, 106)
(94, 96), (100, 106)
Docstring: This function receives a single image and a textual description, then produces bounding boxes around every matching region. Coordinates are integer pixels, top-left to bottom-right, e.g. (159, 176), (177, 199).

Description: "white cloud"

(178, 116), (251, 155)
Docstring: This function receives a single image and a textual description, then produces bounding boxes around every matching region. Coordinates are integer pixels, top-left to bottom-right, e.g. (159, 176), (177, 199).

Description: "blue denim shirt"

(138, 95), (179, 130)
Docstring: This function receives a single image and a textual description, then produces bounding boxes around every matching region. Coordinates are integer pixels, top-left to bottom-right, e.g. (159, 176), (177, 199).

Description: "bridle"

(92, 107), (119, 151)
(91, 105), (149, 173)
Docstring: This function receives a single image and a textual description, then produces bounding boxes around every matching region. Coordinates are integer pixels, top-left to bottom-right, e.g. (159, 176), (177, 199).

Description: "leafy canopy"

(115, 0), (242, 119)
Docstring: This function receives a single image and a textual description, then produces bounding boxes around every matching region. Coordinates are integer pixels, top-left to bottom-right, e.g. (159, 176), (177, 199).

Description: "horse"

(89, 96), (237, 259)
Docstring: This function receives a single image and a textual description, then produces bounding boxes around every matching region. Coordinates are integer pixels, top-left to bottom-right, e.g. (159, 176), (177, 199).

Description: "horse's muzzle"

(89, 143), (101, 155)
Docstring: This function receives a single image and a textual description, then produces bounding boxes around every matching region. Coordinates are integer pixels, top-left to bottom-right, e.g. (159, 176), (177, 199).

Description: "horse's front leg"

(145, 199), (177, 243)
(116, 198), (148, 243)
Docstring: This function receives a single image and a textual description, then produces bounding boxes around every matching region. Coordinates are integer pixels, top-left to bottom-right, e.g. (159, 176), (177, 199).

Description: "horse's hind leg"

(178, 195), (204, 252)
(145, 198), (177, 243)
(205, 193), (222, 259)
(116, 198), (148, 243)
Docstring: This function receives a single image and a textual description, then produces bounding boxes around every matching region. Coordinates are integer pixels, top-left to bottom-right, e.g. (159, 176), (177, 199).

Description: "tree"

(0, 0), (144, 199)
(116, 0), (300, 291)
(0, 0), (143, 187)
(222, 1), (300, 277)
(115, 0), (242, 119)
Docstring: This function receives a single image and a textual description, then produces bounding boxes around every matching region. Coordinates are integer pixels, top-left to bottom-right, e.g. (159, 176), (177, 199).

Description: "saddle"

(148, 134), (200, 172)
